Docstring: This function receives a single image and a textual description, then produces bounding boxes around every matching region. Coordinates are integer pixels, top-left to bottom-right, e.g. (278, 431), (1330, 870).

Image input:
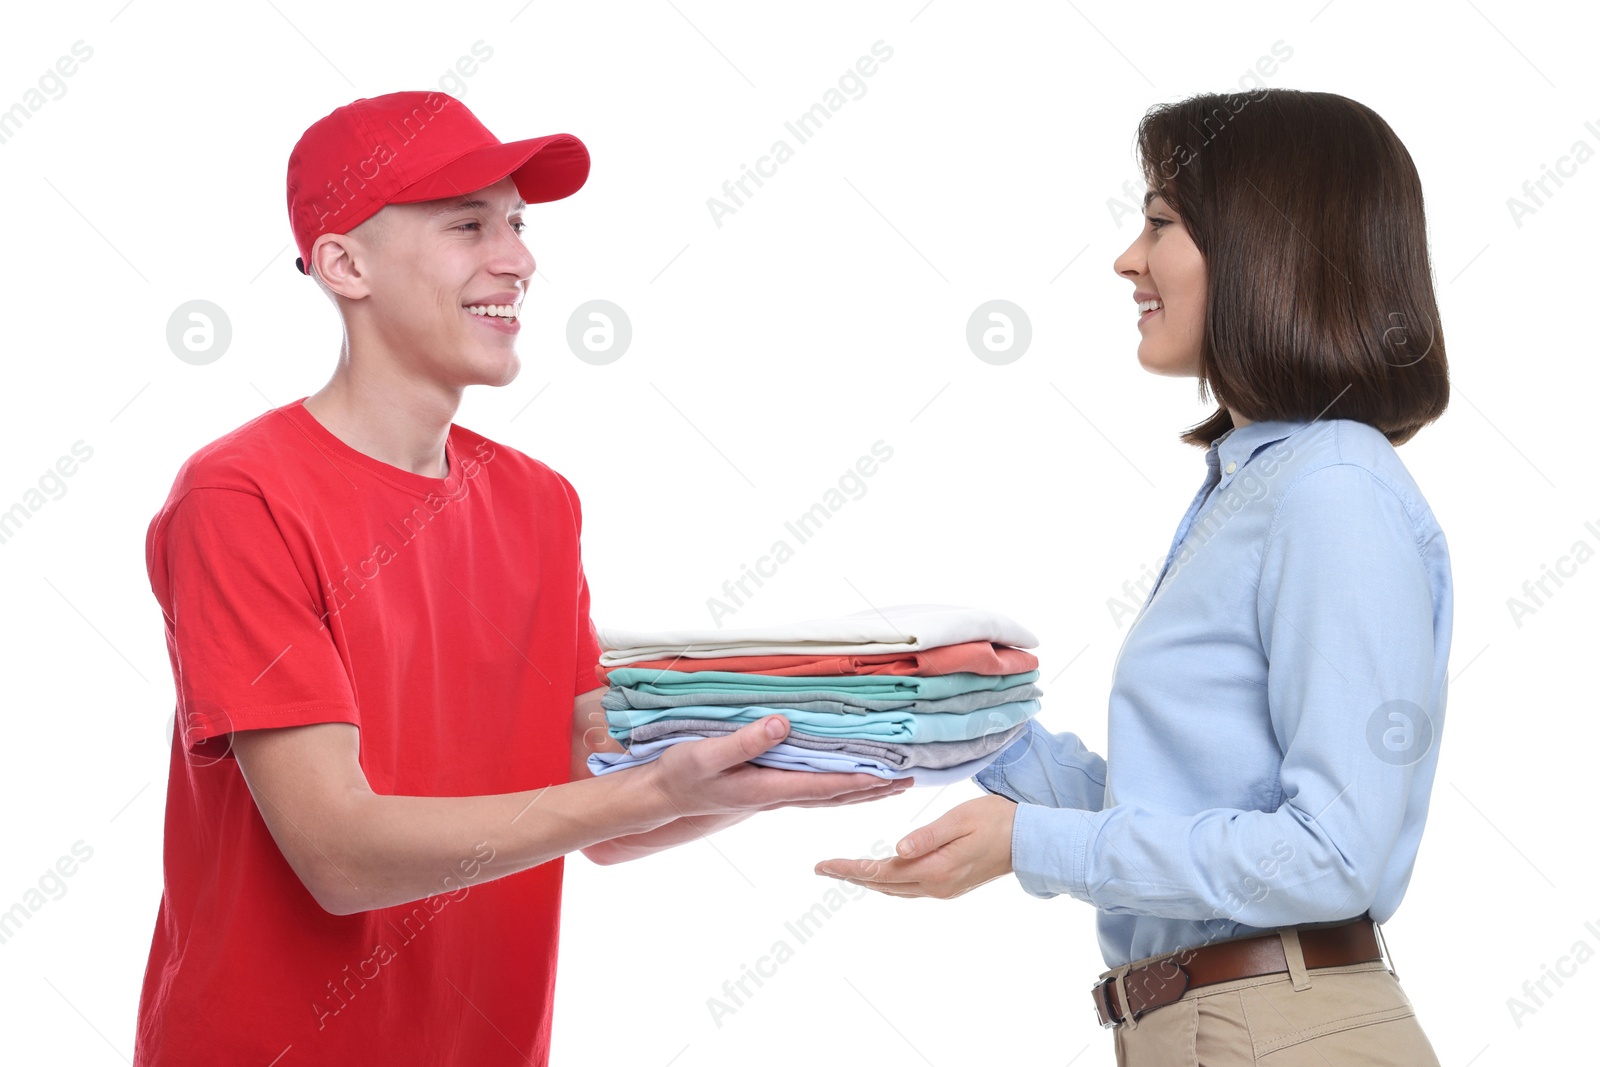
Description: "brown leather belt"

(1090, 917), (1383, 1028)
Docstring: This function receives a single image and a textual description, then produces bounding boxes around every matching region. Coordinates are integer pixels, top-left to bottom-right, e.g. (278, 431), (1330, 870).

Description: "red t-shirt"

(135, 397), (604, 1066)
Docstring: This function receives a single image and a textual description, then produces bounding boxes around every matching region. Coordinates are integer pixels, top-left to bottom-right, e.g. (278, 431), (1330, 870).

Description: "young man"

(134, 91), (905, 1067)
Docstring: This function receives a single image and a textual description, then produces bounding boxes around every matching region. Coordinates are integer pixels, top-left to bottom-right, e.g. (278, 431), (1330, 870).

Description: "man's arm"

(232, 710), (903, 915)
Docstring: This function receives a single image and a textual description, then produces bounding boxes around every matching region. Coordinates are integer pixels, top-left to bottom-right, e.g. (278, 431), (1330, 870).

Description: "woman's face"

(1113, 191), (1208, 377)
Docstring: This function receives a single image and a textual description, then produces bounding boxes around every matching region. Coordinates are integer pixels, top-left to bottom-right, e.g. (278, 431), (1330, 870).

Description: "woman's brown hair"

(1135, 89), (1449, 447)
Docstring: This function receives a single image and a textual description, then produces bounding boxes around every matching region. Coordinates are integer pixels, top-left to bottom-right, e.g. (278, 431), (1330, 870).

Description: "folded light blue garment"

(586, 734), (1010, 786)
(602, 667), (1039, 700)
(603, 698), (1040, 744)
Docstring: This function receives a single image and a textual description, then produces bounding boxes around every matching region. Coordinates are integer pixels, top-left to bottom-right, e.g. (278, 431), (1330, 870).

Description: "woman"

(816, 88), (1452, 1066)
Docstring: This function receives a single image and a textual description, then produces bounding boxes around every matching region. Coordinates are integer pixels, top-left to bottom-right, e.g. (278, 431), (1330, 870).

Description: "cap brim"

(387, 133), (590, 206)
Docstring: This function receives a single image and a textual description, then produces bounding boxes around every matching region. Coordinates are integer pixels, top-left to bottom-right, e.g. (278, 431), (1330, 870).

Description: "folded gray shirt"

(626, 717), (1030, 770)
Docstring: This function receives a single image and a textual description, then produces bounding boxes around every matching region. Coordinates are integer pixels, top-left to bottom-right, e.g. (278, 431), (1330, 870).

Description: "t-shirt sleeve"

(154, 487), (360, 758)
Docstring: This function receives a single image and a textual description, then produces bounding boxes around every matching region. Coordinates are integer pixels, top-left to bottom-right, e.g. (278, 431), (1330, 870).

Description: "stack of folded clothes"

(585, 604), (1042, 787)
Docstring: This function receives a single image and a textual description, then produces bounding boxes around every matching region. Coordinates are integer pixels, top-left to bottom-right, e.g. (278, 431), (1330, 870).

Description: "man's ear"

(309, 233), (374, 301)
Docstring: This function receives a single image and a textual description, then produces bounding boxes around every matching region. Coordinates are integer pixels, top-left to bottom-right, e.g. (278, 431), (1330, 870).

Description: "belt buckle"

(1091, 975), (1121, 1029)
(1094, 954), (1197, 1029)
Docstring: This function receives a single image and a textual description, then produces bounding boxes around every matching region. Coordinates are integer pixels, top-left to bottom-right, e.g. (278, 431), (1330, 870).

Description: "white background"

(2, 1), (1596, 1064)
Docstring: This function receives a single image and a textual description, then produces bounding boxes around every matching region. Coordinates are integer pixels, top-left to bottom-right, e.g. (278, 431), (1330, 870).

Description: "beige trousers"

(1103, 929), (1441, 1066)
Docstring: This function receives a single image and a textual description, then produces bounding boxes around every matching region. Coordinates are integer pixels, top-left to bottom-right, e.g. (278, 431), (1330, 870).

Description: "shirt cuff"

(1009, 801), (1098, 902)
(970, 721), (1042, 801)
(972, 760), (1016, 801)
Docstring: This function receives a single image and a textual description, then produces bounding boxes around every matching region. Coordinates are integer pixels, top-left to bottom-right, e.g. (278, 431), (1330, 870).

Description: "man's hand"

(637, 715), (910, 819)
(579, 714), (911, 865)
(813, 794), (1018, 899)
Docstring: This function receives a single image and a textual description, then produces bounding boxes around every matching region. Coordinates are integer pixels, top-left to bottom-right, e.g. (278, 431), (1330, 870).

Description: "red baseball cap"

(286, 90), (589, 276)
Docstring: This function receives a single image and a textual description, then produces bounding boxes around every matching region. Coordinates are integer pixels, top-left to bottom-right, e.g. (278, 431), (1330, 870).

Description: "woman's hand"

(813, 794), (1018, 899)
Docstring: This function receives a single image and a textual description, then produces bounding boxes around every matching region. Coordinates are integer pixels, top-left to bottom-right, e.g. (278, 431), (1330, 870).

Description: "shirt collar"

(1208, 418), (1313, 482)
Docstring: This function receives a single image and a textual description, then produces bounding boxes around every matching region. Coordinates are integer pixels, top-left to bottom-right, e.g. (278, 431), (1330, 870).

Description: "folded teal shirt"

(603, 667), (1038, 700)
(605, 697), (1041, 744)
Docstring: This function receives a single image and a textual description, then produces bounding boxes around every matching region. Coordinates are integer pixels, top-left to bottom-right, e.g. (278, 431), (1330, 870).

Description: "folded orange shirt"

(594, 640), (1038, 685)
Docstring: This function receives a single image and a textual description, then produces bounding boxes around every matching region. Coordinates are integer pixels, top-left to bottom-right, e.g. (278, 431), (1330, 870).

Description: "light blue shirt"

(974, 417), (1453, 968)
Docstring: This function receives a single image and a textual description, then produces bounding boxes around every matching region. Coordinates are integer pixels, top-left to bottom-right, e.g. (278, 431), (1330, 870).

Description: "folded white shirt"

(597, 603), (1039, 667)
